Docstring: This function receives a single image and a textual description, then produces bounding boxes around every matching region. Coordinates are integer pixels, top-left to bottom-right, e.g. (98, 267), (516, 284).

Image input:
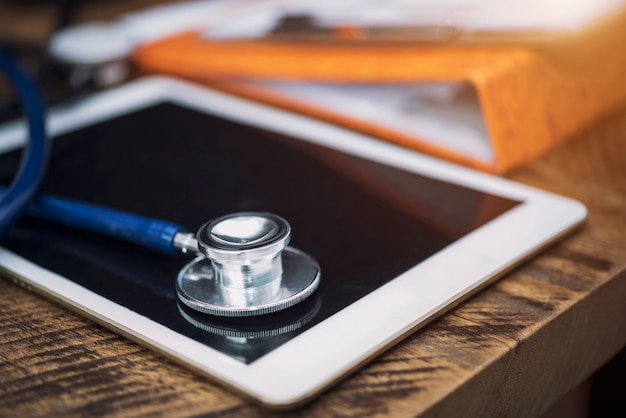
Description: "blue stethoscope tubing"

(0, 46), (189, 254)
(6, 187), (189, 255)
(0, 46), (50, 239)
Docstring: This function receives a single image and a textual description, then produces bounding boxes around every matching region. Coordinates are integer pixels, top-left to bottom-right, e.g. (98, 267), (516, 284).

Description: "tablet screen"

(0, 102), (520, 364)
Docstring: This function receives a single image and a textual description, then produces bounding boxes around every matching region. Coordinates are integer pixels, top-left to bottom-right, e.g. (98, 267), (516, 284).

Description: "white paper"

(254, 81), (492, 162)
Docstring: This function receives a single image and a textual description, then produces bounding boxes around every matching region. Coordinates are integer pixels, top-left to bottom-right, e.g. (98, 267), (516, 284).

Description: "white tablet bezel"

(0, 76), (587, 408)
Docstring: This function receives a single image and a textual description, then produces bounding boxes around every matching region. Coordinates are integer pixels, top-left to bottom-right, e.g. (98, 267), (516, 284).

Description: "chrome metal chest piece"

(176, 212), (321, 317)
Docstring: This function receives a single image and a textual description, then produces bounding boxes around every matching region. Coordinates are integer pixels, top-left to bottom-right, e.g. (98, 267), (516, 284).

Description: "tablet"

(0, 76), (587, 408)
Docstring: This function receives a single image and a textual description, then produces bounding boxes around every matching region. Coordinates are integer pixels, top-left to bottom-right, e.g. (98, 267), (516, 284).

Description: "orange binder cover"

(132, 10), (626, 173)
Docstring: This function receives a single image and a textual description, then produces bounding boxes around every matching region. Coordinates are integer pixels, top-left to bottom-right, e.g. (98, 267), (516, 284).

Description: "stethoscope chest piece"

(176, 212), (320, 317)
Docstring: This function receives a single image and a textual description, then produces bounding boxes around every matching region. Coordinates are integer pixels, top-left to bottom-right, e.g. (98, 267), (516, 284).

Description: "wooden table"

(1, 1), (625, 417)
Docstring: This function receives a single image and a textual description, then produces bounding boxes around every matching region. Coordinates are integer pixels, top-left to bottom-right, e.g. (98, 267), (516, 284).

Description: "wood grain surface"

(1, 1), (626, 417)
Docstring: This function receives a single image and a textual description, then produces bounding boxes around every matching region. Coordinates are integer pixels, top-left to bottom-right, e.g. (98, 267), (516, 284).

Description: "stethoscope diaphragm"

(176, 212), (321, 317)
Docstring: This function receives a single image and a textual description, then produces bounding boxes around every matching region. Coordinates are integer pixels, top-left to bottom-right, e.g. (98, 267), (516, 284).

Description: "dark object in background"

(589, 347), (626, 417)
(0, 0), (112, 123)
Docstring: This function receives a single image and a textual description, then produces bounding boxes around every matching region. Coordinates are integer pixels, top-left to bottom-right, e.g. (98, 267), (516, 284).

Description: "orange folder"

(133, 9), (626, 173)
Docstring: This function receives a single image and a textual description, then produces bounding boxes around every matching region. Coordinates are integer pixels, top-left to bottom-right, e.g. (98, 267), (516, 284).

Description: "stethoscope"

(0, 46), (321, 318)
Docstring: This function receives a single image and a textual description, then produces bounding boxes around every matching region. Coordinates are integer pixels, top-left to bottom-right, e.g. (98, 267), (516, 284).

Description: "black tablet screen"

(0, 103), (520, 363)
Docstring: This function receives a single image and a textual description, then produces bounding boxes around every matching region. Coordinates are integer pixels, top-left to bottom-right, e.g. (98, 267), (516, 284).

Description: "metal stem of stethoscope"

(5, 189), (321, 317)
